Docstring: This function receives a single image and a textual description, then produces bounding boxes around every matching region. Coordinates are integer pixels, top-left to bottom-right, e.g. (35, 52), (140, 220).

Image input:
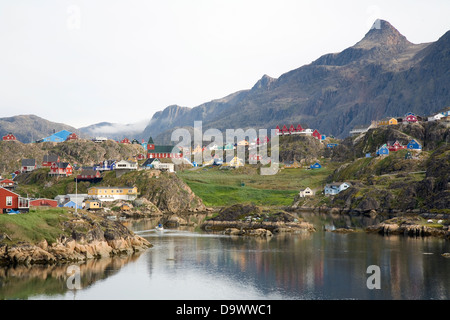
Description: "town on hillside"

(0, 108), (449, 215)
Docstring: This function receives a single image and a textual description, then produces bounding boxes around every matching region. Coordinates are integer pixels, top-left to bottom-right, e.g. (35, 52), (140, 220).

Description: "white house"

(115, 160), (138, 171)
(299, 187), (314, 197)
(324, 182), (351, 195)
(154, 162), (175, 173)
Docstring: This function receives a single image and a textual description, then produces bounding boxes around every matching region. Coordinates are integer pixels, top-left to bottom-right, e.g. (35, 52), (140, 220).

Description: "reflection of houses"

(0, 187), (29, 213)
(299, 187), (314, 197)
(324, 182), (351, 195)
(88, 186), (138, 202)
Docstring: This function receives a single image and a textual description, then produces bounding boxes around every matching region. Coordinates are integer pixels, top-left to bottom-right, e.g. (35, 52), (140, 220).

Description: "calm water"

(1, 215), (449, 300)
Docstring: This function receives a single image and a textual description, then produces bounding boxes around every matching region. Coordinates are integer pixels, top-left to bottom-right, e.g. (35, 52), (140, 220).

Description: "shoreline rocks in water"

(200, 204), (316, 237)
(0, 212), (151, 266)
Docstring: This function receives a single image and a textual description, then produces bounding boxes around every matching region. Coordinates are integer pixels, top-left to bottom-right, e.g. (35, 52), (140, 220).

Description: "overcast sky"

(0, 0), (449, 128)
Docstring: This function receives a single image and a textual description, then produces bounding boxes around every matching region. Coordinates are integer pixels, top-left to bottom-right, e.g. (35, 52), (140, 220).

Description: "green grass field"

(0, 207), (72, 244)
(177, 162), (337, 207)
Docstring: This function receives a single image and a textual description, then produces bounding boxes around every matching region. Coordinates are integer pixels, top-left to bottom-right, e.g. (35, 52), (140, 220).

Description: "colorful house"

(66, 133), (79, 141)
(2, 133), (16, 141)
(378, 118), (398, 126)
(310, 162), (322, 169)
(387, 140), (407, 152)
(228, 156), (244, 168)
(407, 139), (422, 150)
(40, 130), (73, 143)
(376, 144), (390, 156)
(42, 154), (60, 167)
(0, 179), (16, 191)
(0, 187), (29, 213)
(312, 130), (322, 140)
(84, 199), (102, 210)
(93, 160), (116, 171)
(146, 137), (182, 159)
(21, 159), (37, 173)
(49, 162), (73, 176)
(76, 169), (102, 182)
(88, 186), (138, 202)
(404, 114), (418, 122)
(30, 198), (58, 207)
(61, 200), (82, 209)
(284, 160), (301, 168)
(121, 138), (131, 144)
(327, 143), (338, 148)
(324, 182), (351, 195)
(298, 187), (314, 197)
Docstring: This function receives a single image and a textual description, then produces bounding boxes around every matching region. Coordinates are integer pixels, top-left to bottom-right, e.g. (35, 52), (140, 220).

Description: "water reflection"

(1, 214), (449, 300)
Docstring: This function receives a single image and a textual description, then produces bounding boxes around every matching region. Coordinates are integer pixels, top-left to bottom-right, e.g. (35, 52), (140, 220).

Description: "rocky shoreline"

(0, 212), (151, 266)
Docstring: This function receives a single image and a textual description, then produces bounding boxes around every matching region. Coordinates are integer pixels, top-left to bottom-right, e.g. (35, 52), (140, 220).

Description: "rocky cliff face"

(0, 212), (151, 266)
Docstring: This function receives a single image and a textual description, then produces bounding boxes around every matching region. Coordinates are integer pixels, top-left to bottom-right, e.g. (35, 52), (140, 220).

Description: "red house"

(121, 138), (131, 144)
(66, 133), (79, 140)
(2, 133), (16, 141)
(387, 140), (407, 151)
(405, 114), (418, 122)
(0, 187), (29, 213)
(50, 162), (73, 176)
(76, 169), (102, 182)
(281, 125), (289, 135)
(42, 154), (60, 167)
(275, 125), (280, 135)
(146, 137), (182, 159)
(0, 179), (16, 191)
(289, 125), (296, 134)
(312, 129), (322, 140)
(30, 198), (58, 207)
(296, 124), (303, 132)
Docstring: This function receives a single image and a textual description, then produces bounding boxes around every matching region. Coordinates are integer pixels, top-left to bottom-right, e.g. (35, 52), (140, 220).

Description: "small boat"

(155, 224), (164, 231)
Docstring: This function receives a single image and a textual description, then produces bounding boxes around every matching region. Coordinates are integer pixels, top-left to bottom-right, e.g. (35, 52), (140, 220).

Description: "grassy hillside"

(177, 161), (339, 207)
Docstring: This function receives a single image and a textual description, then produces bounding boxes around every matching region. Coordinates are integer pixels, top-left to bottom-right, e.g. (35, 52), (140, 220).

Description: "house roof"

(53, 162), (71, 169)
(78, 169), (99, 176)
(143, 158), (160, 166)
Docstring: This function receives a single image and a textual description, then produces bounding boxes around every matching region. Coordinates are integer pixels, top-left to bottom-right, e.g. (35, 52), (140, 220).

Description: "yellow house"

(85, 199), (102, 210)
(88, 186), (138, 201)
(378, 118), (398, 126)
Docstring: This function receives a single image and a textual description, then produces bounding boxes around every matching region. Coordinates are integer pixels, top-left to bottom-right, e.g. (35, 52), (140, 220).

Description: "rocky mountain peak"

(252, 74), (276, 91)
(354, 19), (412, 50)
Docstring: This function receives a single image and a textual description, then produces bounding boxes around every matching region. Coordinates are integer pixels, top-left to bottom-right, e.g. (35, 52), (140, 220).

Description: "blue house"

(376, 144), (389, 156)
(407, 139), (422, 150)
(310, 162), (322, 169)
(327, 143), (338, 148)
(60, 200), (82, 209)
(41, 130), (73, 142)
(324, 182), (351, 195)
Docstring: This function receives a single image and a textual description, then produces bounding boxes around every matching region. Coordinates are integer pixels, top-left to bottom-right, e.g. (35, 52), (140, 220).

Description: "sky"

(0, 0), (449, 129)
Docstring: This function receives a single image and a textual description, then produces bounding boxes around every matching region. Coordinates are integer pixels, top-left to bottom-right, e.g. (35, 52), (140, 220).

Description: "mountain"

(142, 20), (450, 142)
(0, 115), (80, 143)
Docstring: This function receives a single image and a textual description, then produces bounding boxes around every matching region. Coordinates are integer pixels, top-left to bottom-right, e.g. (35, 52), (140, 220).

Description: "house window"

(6, 196), (12, 206)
